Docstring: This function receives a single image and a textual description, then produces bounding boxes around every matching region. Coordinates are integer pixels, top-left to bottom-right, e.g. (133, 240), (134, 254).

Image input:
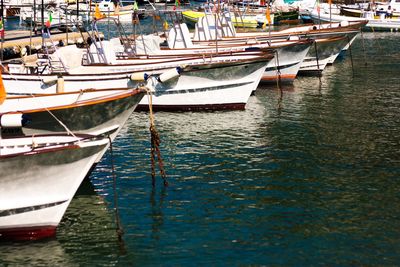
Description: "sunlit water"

(1, 29), (400, 265)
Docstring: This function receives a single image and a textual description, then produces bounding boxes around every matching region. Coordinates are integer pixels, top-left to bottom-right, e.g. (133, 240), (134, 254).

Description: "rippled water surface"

(1, 32), (400, 266)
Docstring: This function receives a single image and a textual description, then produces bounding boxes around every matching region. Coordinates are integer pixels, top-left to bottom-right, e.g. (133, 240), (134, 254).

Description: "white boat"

(0, 133), (109, 241)
(170, 14), (362, 80)
(264, 21), (361, 71)
(340, 0), (400, 19)
(187, 14), (313, 83)
(67, 0), (140, 22)
(0, 87), (145, 137)
(0, 69), (147, 241)
(297, 0), (341, 22)
(310, 8), (400, 30)
(86, 38), (274, 110)
(3, 32), (275, 111)
(0, 84), (147, 166)
(20, 5), (83, 28)
(261, 39), (312, 83)
(124, 22), (312, 85)
(0, 72), (145, 240)
(299, 35), (350, 72)
(182, 10), (261, 28)
(136, 58), (270, 111)
(140, 15), (311, 84)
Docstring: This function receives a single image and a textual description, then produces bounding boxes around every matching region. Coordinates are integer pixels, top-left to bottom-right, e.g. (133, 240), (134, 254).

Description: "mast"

(1, 0), (3, 61)
(34, 0), (37, 34)
(41, 0), (44, 47)
(329, 0), (332, 27)
(77, 0), (79, 21)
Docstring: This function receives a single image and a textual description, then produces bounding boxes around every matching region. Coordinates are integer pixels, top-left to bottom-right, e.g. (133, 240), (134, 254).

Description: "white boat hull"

(310, 10), (400, 30)
(262, 41), (312, 83)
(0, 136), (108, 240)
(1, 88), (144, 137)
(137, 61), (267, 111)
(299, 35), (351, 72)
(1, 88), (145, 164)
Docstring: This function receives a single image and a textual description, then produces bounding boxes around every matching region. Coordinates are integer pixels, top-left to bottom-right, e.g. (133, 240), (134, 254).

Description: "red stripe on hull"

(136, 103), (246, 112)
(0, 226), (57, 241)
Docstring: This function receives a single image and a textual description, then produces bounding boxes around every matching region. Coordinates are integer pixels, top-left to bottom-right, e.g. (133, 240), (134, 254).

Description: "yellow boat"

(182, 10), (259, 28)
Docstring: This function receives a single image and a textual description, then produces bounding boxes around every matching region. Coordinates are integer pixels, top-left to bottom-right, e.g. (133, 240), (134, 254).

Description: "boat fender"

(0, 113), (31, 128)
(42, 76), (58, 85)
(340, 21), (349, 27)
(57, 76), (64, 93)
(287, 35), (300, 41)
(20, 47), (27, 57)
(130, 72), (150, 81)
(157, 67), (182, 83)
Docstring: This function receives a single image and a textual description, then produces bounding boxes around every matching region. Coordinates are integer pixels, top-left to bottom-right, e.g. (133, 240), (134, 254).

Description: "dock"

(0, 29), (96, 60)
(2, 30), (90, 49)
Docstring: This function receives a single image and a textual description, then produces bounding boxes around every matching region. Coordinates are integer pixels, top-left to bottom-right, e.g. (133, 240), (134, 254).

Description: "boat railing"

(35, 28), (68, 74)
(86, 17), (137, 62)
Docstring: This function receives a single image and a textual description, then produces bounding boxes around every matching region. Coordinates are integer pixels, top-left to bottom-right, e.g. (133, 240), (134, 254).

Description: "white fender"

(130, 72), (148, 81)
(57, 77), (64, 93)
(158, 67), (181, 83)
(1, 113), (26, 128)
(288, 35), (300, 41)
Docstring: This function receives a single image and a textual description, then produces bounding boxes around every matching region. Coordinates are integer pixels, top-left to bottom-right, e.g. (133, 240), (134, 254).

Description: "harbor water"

(1, 28), (400, 265)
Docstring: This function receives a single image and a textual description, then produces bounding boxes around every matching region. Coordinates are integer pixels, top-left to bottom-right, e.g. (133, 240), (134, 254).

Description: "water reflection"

(95, 39), (399, 263)
(56, 178), (121, 266)
(250, 37), (400, 265)
(150, 187), (167, 241)
(0, 240), (73, 266)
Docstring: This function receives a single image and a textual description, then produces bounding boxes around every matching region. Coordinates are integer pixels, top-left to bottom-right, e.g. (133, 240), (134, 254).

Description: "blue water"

(1, 28), (400, 265)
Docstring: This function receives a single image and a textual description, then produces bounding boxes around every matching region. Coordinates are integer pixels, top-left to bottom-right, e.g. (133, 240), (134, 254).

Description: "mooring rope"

(360, 30), (368, 66)
(108, 136), (124, 239)
(274, 49), (282, 91)
(274, 49), (283, 110)
(107, 136), (127, 255)
(347, 35), (355, 78)
(143, 85), (168, 187)
(313, 41), (322, 84)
